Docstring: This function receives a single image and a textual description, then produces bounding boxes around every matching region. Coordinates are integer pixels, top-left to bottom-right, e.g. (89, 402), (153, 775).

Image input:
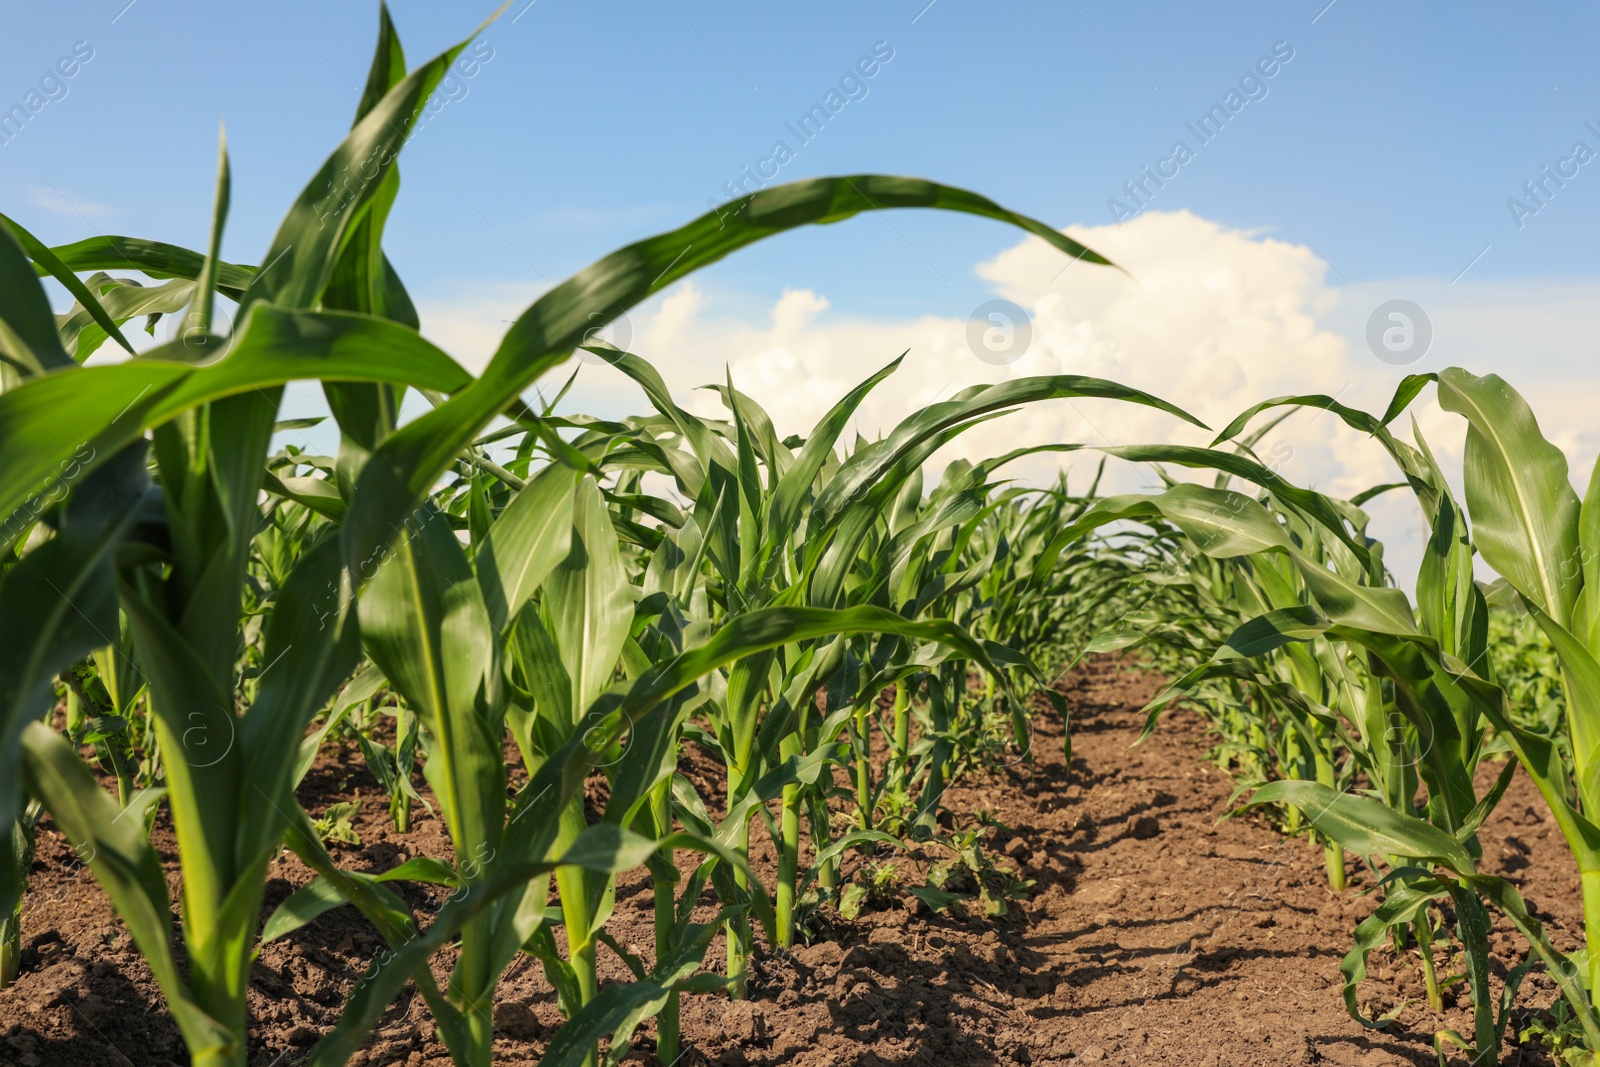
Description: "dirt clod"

(492, 1000), (542, 1040)
(1126, 814), (1160, 839)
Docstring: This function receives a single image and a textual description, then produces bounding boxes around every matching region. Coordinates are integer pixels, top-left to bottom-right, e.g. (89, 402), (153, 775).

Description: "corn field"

(3, 10), (1599, 1067)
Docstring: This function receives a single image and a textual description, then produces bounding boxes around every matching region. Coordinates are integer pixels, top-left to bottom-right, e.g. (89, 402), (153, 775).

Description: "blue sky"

(5, 0), (1597, 307)
(5, 1), (1599, 583)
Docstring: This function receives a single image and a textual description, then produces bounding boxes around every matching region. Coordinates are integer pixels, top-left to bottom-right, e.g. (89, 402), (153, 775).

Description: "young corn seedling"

(352, 697), (428, 834)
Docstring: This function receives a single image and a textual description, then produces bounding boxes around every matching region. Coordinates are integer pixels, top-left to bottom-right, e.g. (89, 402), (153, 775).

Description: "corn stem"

(852, 702), (873, 832)
(776, 734), (801, 948)
(726, 816), (751, 999)
(1583, 870), (1600, 1006)
(555, 799), (600, 1067)
(647, 774), (681, 1064)
(1416, 915), (1443, 1012)
(1324, 842), (1346, 893)
(652, 873), (680, 1063)
(0, 914), (20, 989)
(888, 680), (911, 791)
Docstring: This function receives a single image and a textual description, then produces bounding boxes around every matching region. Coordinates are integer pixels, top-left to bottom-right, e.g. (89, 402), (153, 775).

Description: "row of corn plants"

(0, 7), (1205, 1066)
(1059, 374), (1600, 1064)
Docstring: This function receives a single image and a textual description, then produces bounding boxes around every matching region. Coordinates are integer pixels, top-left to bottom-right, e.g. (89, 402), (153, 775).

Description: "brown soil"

(0, 659), (1584, 1067)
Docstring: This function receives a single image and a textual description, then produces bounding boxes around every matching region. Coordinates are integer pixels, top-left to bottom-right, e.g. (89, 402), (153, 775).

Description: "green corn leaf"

(116, 586), (244, 904)
(1463, 873), (1600, 1049)
(360, 499), (502, 864)
(1574, 458), (1600, 650)
(185, 124), (231, 344)
(1457, 759), (1519, 842)
(21, 723), (233, 1058)
(1438, 367), (1581, 625)
(595, 348), (736, 496)
(279, 806), (471, 1052)
(0, 444), (147, 827)
(1443, 881), (1499, 1058)
(1099, 443), (1370, 565)
(1349, 482), (1407, 506)
(1328, 627), (1492, 835)
(40, 235), (256, 297)
(1408, 427), (1482, 661)
(167, 385), (280, 682)
(377, 855), (461, 886)
(1340, 877), (1448, 1028)
(1242, 780), (1476, 872)
(1220, 605), (1332, 656)
(236, 536), (364, 866)
(522, 921), (584, 1017)
(812, 376), (1204, 534)
(1520, 598), (1600, 814)
(320, 4), (417, 472)
(243, 10), (502, 314)
(0, 304), (471, 551)
(261, 855), (462, 943)
(0, 219), (73, 376)
(58, 276), (197, 362)
(766, 355), (903, 553)
(0, 212), (135, 360)
(541, 909), (731, 1067)
(1211, 376), (1433, 446)
(261, 877), (355, 944)
(544, 478), (633, 725)
(264, 470), (347, 520)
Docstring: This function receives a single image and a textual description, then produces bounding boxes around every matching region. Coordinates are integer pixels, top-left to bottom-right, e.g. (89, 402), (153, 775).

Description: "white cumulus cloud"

(413, 209), (1600, 587)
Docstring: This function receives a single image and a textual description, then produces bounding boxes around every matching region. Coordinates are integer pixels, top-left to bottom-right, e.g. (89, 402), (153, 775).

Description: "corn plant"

(1412, 367), (1600, 1047)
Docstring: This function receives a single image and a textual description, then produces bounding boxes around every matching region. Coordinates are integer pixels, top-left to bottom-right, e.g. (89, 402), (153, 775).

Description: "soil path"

(657, 660), (1576, 1067)
(0, 660), (1583, 1066)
